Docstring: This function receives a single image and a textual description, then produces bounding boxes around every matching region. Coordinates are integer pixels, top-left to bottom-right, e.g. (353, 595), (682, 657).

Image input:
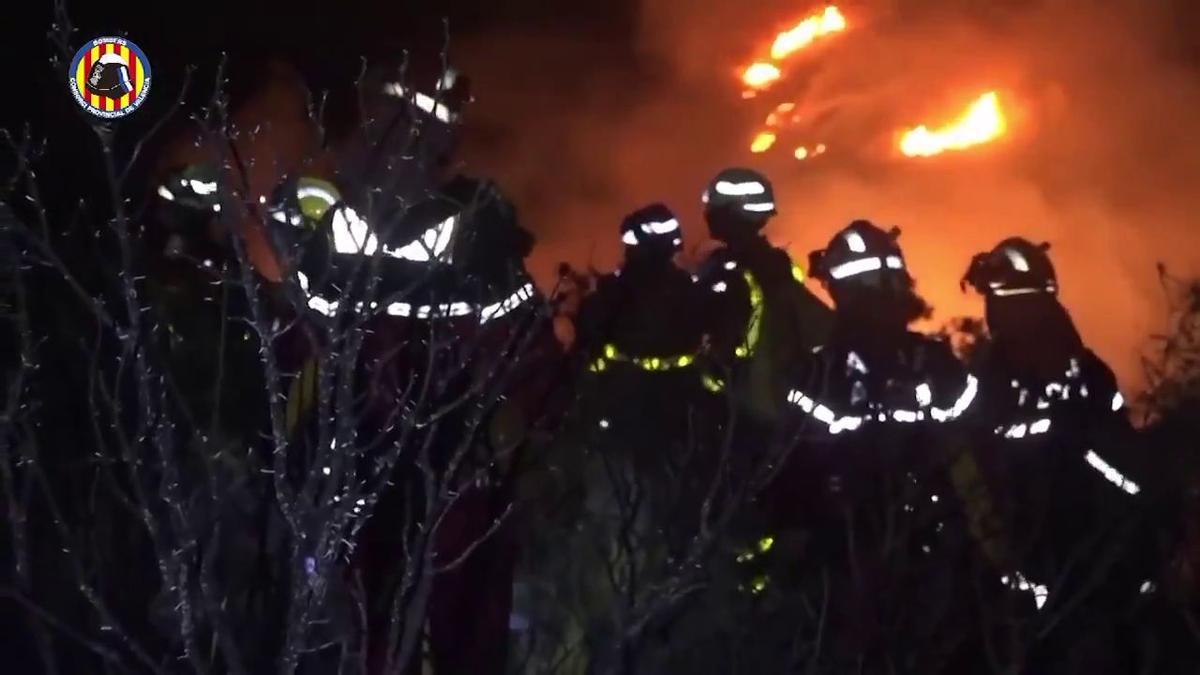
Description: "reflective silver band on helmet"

(296, 184), (338, 206)
(641, 218), (679, 235)
(382, 82), (457, 124)
(624, 218), (681, 245)
(988, 284), (1057, 297)
(742, 201), (776, 213)
(827, 255), (904, 280)
(713, 180), (765, 197)
(157, 177), (219, 203)
(186, 179), (218, 195)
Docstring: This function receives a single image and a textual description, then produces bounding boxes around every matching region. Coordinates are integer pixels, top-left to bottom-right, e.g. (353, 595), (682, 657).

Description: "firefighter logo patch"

(68, 37), (151, 119)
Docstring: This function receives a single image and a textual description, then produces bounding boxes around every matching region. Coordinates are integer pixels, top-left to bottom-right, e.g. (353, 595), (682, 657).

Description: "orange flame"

(741, 6), (846, 91)
(751, 132), (777, 153)
(899, 91), (1007, 158)
(743, 63), (782, 90)
(770, 6), (847, 60)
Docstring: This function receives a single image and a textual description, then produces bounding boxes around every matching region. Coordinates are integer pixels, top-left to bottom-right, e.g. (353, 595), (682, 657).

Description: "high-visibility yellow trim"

(736, 270), (764, 359)
(702, 374), (725, 393)
(791, 262), (806, 283)
(751, 575), (769, 594)
(592, 343), (699, 373)
(736, 536), (776, 565)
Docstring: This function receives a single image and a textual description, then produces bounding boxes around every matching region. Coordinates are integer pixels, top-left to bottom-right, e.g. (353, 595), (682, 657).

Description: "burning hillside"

(739, 6), (1008, 161)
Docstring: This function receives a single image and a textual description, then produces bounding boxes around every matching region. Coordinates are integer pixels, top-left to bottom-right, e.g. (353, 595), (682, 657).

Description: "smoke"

(457, 0), (1200, 389)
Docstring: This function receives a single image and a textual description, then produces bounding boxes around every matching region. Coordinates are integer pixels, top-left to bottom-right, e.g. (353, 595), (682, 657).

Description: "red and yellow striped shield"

(69, 37), (152, 119)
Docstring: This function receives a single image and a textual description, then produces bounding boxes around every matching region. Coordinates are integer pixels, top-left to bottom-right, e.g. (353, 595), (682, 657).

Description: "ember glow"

(899, 91), (1008, 158)
(751, 131), (777, 153)
(740, 5), (847, 91)
(794, 143), (827, 160)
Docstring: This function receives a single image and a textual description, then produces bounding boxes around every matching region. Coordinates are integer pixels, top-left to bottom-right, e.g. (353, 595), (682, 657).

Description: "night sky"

(2, 0), (636, 128)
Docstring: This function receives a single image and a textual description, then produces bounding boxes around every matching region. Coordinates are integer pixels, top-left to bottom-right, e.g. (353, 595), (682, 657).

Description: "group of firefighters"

(145, 56), (1187, 674)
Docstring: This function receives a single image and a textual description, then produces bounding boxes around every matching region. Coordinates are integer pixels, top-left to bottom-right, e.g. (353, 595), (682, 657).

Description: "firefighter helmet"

(619, 202), (682, 252)
(363, 53), (473, 127)
(87, 52), (134, 98)
(701, 167), (776, 217)
(962, 237), (1057, 297)
(266, 176), (342, 229)
(156, 164), (222, 213)
(808, 220), (909, 288)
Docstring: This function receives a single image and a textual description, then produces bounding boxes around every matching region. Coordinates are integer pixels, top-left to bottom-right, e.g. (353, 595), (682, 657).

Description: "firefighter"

(577, 202), (705, 379)
(147, 163), (266, 422)
(268, 56), (556, 675)
(772, 219), (991, 673)
(575, 201), (711, 466)
(696, 167), (832, 423)
(963, 237), (1172, 673)
(152, 164), (228, 267)
(517, 203), (714, 673)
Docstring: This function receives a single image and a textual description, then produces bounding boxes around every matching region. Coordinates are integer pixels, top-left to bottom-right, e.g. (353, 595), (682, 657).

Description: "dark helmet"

(265, 175), (342, 230)
(367, 61), (472, 125)
(155, 164), (223, 214)
(702, 167), (775, 240)
(359, 53), (472, 151)
(809, 220), (929, 322)
(87, 52), (134, 98)
(808, 219), (910, 289)
(151, 164), (225, 261)
(961, 237), (1058, 297)
(343, 54), (473, 199)
(620, 202), (682, 259)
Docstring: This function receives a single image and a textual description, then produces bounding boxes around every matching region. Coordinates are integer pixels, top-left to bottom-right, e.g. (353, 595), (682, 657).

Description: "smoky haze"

(456, 0), (1200, 390)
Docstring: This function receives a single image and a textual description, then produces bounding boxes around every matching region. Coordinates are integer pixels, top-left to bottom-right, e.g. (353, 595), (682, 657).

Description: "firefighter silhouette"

(87, 52), (134, 98)
(577, 202), (704, 375)
(265, 56), (554, 675)
(575, 201), (711, 490)
(768, 220), (993, 673)
(963, 237), (1169, 673)
(528, 202), (715, 674)
(697, 167), (832, 423)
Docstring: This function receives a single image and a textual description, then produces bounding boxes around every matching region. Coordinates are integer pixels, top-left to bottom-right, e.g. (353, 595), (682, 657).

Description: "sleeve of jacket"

(764, 247), (833, 353)
(696, 251), (751, 364)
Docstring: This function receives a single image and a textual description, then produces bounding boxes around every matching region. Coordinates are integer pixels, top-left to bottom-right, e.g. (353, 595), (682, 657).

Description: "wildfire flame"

(741, 5), (847, 91)
(743, 63), (782, 90)
(771, 6), (847, 60)
(899, 91), (1007, 158)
